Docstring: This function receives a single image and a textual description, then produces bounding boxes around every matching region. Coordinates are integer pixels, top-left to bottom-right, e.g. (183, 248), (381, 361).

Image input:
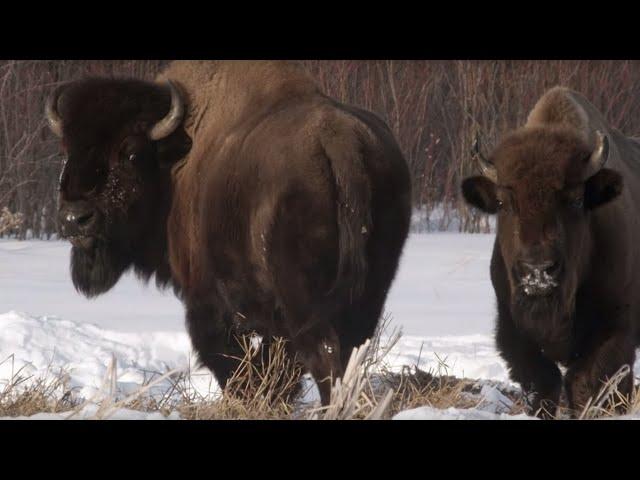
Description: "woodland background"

(2, 60), (640, 238)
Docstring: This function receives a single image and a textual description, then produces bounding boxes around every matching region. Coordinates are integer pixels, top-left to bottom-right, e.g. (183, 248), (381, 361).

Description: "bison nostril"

(520, 260), (560, 277)
(544, 261), (560, 276)
(60, 207), (97, 233)
(76, 211), (95, 227)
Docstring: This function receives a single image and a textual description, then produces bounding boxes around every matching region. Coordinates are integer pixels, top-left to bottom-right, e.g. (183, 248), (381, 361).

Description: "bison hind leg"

(187, 301), (307, 404)
(185, 300), (253, 391)
(286, 320), (343, 405)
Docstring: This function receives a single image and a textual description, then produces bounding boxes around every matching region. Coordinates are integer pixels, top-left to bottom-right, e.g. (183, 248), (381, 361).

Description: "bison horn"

(149, 81), (185, 141)
(472, 134), (497, 183)
(582, 131), (610, 180)
(45, 85), (65, 138)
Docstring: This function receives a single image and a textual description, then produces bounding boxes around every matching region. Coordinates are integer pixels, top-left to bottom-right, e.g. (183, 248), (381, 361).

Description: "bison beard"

(70, 241), (130, 298)
(512, 288), (574, 360)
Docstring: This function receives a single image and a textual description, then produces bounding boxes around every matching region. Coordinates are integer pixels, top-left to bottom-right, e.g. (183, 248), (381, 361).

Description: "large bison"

(47, 61), (412, 404)
(462, 87), (640, 417)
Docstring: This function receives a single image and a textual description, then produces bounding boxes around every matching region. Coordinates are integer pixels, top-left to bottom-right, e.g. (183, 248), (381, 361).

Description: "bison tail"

(322, 130), (372, 302)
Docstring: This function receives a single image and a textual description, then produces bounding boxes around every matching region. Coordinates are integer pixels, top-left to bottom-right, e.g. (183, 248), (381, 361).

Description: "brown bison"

(46, 61), (411, 404)
(462, 87), (640, 417)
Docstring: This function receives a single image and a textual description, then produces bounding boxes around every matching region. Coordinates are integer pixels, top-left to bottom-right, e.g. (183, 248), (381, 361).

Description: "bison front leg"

(565, 330), (635, 416)
(496, 304), (562, 418)
(185, 300), (247, 391)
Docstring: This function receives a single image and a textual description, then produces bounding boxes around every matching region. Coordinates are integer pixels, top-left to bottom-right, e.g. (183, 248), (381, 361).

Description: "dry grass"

(178, 335), (304, 420)
(386, 368), (501, 415)
(306, 314), (401, 420)
(576, 366), (640, 420)
(0, 355), (78, 417)
(0, 332), (637, 420)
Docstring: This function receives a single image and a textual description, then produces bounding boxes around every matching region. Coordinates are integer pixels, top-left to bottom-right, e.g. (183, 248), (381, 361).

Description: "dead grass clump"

(178, 335), (303, 420)
(305, 313), (404, 420)
(305, 339), (393, 420)
(379, 364), (528, 417)
(577, 366), (640, 420)
(383, 366), (480, 415)
(0, 357), (78, 417)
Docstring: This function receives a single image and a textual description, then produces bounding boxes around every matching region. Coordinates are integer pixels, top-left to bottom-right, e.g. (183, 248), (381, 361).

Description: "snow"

(0, 311), (200, 401)
(385, 234), (497, 337)
(393, 406), (532, 420)
(8, 406), (182, 421)
(0, 234), (497, 337)
(0, 240), (183, 332)
(0, 234), (638, 419)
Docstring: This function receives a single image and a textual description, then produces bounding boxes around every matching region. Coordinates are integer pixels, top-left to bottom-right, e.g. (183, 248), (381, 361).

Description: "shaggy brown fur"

(462, 86), (640, 417)
(51, 61), (412, 405)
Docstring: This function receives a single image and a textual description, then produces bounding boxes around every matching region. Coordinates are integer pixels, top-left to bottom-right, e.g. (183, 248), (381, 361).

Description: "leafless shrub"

(3, 60), (640, 237)
(0, 207), (23, 235)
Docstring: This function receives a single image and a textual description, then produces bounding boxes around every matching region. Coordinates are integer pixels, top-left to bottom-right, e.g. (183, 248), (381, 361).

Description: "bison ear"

(462, 176), (499, 214)
(155, 130), (192, 169)
(584, 168), (623, 210)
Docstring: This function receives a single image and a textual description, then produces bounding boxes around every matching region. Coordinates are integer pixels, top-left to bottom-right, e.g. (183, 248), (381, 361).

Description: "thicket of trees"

(2, 60), (640, 238)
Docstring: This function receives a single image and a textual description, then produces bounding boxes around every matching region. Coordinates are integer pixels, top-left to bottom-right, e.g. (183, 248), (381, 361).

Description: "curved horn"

(149, 81), (185, 141)
(582, 131), (610, 180)
(45, 85), (65, 138)
(472, 134), (497, 183)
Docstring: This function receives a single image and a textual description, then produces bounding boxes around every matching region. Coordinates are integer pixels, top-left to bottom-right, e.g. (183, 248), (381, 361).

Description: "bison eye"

(566, 196), (584, 210)
(128, 153), (137, 162)
(496, 199), (504, 211)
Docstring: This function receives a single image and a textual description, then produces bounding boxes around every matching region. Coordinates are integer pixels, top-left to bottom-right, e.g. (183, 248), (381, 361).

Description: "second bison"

(462, 86), (640, 417)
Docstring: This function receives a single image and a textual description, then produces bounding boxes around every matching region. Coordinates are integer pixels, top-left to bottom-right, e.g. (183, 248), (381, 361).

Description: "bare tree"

(3, 60), (640, 238)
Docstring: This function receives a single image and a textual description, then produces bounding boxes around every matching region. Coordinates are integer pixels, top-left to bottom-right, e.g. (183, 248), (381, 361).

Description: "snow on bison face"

(462, 128), (622, 331)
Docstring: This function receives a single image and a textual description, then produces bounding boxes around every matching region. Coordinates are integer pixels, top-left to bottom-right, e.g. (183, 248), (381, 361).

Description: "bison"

(462, 86), (640, 417)
(46, 61), (411, 404)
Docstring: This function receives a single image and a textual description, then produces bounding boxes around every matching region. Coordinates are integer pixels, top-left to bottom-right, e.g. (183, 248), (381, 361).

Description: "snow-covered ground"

(0, 234), (637, 419)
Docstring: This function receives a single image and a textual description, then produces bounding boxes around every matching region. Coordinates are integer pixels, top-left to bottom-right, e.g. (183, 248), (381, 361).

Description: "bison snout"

(58, 202), (99, 247)
(515, 259), (561, 296)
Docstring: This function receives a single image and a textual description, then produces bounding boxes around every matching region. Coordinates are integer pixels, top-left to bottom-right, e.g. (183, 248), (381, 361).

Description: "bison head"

(461, 127), (622, 338)
(46, 78), (192, 297)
